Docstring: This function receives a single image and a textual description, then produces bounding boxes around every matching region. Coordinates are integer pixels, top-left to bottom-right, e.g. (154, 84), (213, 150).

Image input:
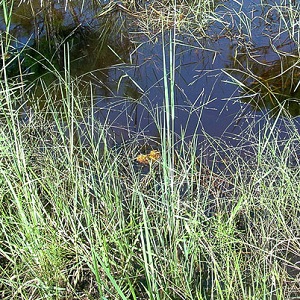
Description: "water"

(1, 0), (300, 148)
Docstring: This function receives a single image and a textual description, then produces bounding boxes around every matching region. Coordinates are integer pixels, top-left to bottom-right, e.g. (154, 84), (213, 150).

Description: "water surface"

(1, 0), (300, 149)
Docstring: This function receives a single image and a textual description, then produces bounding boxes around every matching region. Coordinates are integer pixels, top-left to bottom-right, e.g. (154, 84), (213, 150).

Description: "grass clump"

(0, 65), (299, 299)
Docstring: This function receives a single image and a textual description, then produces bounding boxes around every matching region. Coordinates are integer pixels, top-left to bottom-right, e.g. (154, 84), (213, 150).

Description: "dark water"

(91, 0), (300, 150)
(1, 0), (300, 148)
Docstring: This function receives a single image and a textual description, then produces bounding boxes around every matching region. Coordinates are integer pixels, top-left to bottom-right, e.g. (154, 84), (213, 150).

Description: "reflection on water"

(247, 55), (299, 117)
(1, 0), (135, 114)
(9, 0), (101, 42)
(1, 0), (300, 145)
(222, 0), (300, 118)
(227, 51), (300, 117)
(224, 0), (300, 117)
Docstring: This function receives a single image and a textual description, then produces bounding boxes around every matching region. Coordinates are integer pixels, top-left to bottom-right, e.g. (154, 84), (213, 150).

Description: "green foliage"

(0, 0), (300, 299)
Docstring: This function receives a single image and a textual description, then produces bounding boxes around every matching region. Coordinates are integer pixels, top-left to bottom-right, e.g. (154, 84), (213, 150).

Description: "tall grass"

(0, 0), (300, 299)
(1, 76), (299, 299)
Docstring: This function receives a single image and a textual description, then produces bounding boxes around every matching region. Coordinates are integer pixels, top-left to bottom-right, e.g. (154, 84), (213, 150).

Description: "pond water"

(1, 0), (300, 149)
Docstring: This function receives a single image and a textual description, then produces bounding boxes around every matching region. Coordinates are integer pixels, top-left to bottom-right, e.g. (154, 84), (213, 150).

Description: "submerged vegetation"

(0, 0), (300, 299)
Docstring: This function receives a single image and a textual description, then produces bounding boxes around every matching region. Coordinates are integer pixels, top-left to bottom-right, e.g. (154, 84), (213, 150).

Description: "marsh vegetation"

(0, 0), (300, 299)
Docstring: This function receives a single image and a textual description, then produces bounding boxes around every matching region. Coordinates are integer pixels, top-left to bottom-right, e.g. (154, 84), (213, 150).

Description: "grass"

(1, 105), (299, 299)
(0, 0), (300, 299)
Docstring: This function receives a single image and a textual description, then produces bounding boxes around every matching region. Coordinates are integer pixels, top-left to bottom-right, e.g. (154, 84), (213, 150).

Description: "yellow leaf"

(136, 154), (149, 164)
(136, 150), (160, 165)
(148, 150), (160, 162)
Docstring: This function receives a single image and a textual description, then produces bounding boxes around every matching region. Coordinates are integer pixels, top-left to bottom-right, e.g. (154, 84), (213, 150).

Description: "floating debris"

(136, 150), (160, 165)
